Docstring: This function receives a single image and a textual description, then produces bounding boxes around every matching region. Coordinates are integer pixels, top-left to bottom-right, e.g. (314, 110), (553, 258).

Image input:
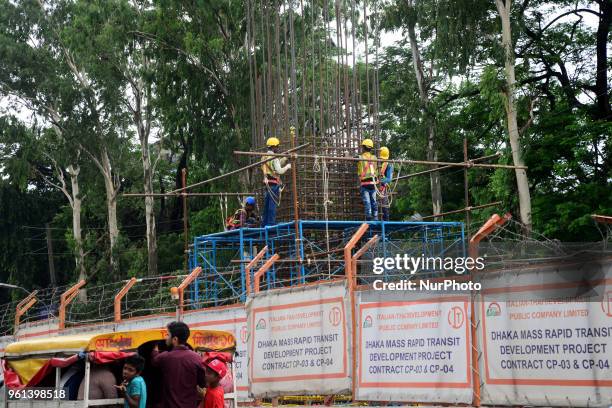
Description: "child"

(114, 354), (147, 408)
(202, 358), (227, 408)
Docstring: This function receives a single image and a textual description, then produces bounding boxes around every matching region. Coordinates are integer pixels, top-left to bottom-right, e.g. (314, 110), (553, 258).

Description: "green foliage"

(0, 0), (610, 298)
(479, 66), (508, 123)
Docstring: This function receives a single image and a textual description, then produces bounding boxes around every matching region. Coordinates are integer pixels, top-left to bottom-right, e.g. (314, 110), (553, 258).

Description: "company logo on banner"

(448, 306), (465, 329)
(329, 307), (342, 326)
(248, 283), (350, 396)
(486, 302), (502, 317)
(356, 295), (472, 404)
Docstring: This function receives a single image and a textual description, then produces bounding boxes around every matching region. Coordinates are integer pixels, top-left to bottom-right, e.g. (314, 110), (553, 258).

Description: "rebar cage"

(188, 220), (465, 306)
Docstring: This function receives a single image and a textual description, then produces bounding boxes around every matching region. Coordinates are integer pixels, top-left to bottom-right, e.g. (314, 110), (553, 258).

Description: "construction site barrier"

(3, 217), (612, 406)
(354, 288), (473, 403)
(247, 281), (351, 397)
(475, 259), (612, 406)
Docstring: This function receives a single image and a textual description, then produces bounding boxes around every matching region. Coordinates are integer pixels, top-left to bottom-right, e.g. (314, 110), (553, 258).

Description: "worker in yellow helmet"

(261, 137), (291, 226)
(379, 146), (393, 221)
(357, 138), (378, 221)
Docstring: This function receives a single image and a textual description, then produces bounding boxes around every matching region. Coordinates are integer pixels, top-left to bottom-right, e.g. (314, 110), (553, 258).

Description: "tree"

(403, 0), (443, 217)
(35, 144), (87, 289)
(495, 0), (533, 231)
(380, 0), (492, 217)
(63, 0), (160, 276)
(0, 1), (94, 283)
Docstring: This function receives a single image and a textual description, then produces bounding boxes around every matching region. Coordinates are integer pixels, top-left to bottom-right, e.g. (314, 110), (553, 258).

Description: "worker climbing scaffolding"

(262, 137), (292, 227)
(378, 147), (393, 221)
(358, 138), (379, 221)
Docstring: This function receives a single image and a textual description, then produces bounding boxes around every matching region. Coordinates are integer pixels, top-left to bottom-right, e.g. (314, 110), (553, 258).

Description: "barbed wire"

(3, 219), (610, 335)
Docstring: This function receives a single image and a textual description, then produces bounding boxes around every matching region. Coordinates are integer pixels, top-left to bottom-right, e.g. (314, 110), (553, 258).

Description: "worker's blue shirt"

(125, 376), (147, 408)
(380, 163), (393, 185)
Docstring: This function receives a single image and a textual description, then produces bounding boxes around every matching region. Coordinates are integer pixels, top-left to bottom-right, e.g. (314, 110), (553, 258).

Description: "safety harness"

(262, 155), (281, 185)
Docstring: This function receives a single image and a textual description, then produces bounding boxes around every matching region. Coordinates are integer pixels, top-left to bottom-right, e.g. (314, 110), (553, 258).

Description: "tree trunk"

(427, 125), (442, 216)
(595, 0), (611, 120)
(67, 164), (87, 301)
(100, 146), (120, 275)
(140, 133), (158, 276)
(496, 0), (532, 231)
(406, 3), (443, 217)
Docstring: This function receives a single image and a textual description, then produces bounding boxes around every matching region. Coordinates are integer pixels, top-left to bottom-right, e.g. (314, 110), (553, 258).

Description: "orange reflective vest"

(358, 152), (378, 186)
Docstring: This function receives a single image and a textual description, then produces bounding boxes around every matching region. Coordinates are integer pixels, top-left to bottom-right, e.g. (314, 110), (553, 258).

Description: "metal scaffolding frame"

(188, 219), (465, 305)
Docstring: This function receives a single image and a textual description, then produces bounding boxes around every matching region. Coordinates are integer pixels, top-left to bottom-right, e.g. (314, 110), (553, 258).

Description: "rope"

(322, 157), (333, 276)
(219, 195), (229, 230)
(376, 163), (402, 206)
(313, 153), (332, 275)
(313, 155), (321, 172)
(265, 182), (283, 206)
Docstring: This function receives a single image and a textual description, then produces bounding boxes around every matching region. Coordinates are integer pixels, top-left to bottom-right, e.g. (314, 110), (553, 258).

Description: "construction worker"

(379, 146), (393, 221)
(262, 137), (291, 226)
(358, 138), (378, 221)
(226, 196), (260, 230)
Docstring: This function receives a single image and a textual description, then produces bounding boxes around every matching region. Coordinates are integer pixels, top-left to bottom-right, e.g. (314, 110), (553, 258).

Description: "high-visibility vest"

(358, 152), (378, 186)
(380, 161), (393, 186)
(262, 154), (280, 184)
(380, 162), (388, 182)
(226, 209), (246, 229)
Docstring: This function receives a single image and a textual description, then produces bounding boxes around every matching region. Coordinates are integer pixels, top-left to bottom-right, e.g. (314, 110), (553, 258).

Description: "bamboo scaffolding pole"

(123, 192), (256, 197)
(163, 143), (310, 194)
(394, 152), (502, 181)
(463, 139), (471, 237)
(421, 201), (502, 220)
(233, 151), (525, 170)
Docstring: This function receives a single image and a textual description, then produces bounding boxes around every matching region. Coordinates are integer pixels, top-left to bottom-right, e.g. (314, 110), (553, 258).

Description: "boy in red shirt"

(202, 358), (226, 408)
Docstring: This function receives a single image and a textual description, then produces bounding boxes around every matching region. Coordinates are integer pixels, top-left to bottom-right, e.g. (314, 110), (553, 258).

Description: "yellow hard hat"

(362, 138), (374, 148)
(266, 137), (280, 147)
(380, 146), (389, 159)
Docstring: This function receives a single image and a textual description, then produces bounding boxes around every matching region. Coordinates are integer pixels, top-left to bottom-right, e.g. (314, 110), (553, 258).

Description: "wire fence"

(3, 217), (610, 336)
(0, 299), (20, 337)
(352, 217), (612, 286)
(0, 275), (189, 335)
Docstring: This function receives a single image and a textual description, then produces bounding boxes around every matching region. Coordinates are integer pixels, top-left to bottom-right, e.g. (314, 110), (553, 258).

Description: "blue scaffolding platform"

(188, 220), (465, 307)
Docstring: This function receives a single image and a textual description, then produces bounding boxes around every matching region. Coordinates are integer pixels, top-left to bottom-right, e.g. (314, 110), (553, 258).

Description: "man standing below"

(379, 146), (393, 221)
(262, 137), (291, 227)
(152, 321), (204, 408)
(358, 138), (379, 221)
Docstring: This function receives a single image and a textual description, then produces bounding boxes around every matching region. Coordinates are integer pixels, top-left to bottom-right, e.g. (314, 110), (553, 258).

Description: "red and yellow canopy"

(2, 329), (235, 388)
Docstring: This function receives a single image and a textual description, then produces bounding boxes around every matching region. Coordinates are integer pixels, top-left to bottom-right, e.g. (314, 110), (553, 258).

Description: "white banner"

(248, 282), (350, 397)
(478, 263), (612, 406)
(356, 292), (472, 403)
(183, 306), (249, 400)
